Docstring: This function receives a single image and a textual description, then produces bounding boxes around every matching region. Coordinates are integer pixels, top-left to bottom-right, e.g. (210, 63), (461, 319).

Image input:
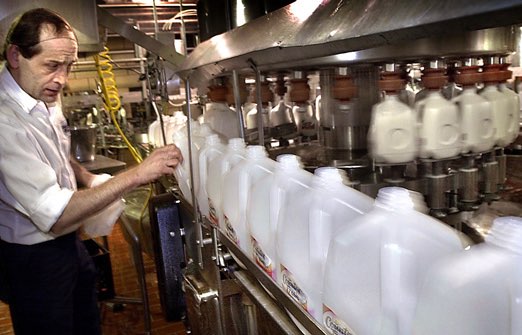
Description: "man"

(0, 8), (183, 334)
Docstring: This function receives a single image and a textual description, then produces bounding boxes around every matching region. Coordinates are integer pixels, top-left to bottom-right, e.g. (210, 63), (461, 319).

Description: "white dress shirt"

(0, 64), (76, 244)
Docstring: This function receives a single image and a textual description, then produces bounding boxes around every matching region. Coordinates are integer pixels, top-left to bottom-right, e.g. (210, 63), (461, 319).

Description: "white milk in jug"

(452, 87), (496, 153)
(368, 94), (417, 163)
(415, 90), (461, 159)
(480, 84), (514, 147)
(413, 216), (522, 335)
(414, 61), (462, 160)
(498, 82), (521, 145)
(322, 187), (470, 335)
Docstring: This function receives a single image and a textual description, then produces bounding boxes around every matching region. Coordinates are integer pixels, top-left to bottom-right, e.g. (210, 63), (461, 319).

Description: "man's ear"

(5, 45), (20, 69)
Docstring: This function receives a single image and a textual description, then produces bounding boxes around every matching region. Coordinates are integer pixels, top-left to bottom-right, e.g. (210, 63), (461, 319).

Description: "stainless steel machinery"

(175, 1), (522, 334)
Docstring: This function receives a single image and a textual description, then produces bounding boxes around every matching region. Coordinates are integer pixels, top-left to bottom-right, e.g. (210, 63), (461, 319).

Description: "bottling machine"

(2, 1), (521, 334)
(174, 1), (522, 334)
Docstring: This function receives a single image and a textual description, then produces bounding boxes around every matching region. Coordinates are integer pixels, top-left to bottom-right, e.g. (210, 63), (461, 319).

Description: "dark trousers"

(0, 233), (101, 335)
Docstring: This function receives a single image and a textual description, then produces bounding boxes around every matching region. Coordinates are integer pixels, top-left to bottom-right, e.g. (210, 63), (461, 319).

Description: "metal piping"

(185, 79), (204, 269)
(231, 70), (246, 140)
(250, 61), (265, 144)
(152, 0), (159, 37)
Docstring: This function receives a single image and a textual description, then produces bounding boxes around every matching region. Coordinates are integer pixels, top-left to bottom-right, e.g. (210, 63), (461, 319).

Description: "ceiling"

(98, 0), (199, 41)
(66, 0), (199, 97)
(97, 0), (198, 51)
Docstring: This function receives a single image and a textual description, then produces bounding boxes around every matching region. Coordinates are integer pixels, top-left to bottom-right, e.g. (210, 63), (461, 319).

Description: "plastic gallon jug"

(245, 104), (272, 141)
(196, 134), (225, 219)
(277, 167), (373, 323)
(270, 99), (294, 128)
(248, 154), (311, 282)
(322, 187), (470, 335)
(149, 115), (176, 148)
(480, 84), (515, 147)
(165, 111), (188, 146)
(292, 101), (318, 138)
(414, 90), (461, 159)
(452, 87), (496, 153)
(222, 145), (276, 256)
(413, 216), (522, 335)
(148, 117), (161, 147)
(498, 82), (520, 145)
(368, 94), (417, 164)
(192, 122), (215, 151)
(171, 128), (197, 204)
(205, 101), (241, 139)
(206, 138), (246, 228)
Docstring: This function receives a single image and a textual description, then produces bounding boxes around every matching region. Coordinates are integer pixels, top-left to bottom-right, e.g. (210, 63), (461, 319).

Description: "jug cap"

(486, 216), (522, 255)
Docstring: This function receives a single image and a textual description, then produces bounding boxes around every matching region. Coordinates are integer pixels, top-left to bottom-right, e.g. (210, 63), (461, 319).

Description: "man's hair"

(1, 8), (75, 61)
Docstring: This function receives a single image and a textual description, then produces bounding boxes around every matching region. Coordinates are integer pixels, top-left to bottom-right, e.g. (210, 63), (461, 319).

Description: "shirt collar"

(0, 63), (44, 114)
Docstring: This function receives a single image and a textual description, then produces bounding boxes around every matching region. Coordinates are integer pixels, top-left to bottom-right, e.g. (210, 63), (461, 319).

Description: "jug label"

(280, 264), (309, 312)
(224, 215), (239, 245)
(208, 198), (219, 226)
(323, 305), (356, 335)
(252, 237), (274, 279)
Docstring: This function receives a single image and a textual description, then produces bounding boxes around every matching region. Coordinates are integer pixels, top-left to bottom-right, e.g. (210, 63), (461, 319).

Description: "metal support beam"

(97, 6), (185, 68)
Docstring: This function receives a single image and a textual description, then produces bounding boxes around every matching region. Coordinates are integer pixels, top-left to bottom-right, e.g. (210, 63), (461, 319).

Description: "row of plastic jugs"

(171, 128), (522, 335)
(369, 80), (520, 164)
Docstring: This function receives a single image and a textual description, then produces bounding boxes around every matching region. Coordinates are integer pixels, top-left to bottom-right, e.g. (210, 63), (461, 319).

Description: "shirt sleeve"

(0, 114), (74, 233)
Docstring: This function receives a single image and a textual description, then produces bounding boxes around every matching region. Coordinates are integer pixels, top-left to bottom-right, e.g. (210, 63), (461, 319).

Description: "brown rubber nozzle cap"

(421, 68), (447, 90)
(482, 64), (506, 83)
(207, 85), (227, 102)
(454, 66), (482, 86)
(378, 71), (406, 93)
(333, 75), (358, 100)
(289, 79), (310, 102)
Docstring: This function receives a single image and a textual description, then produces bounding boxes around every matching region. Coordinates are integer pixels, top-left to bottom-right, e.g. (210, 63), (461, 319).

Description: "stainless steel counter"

(81, 154), (127, 175)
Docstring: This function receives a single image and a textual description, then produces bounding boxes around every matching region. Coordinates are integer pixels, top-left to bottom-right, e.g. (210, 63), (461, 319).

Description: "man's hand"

(132, 144), (184, 185)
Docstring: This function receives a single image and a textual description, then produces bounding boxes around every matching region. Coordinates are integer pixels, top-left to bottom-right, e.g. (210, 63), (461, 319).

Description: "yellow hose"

(93, 47), (143, 164)
(93, 47), (151, 223)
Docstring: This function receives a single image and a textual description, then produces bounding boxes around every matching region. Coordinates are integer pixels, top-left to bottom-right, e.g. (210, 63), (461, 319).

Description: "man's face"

(12, 26), (78, 104)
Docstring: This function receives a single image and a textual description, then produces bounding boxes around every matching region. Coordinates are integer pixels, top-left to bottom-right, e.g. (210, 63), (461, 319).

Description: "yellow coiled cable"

(93, 47), (152, 222)
(93, 46), (143, 164)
